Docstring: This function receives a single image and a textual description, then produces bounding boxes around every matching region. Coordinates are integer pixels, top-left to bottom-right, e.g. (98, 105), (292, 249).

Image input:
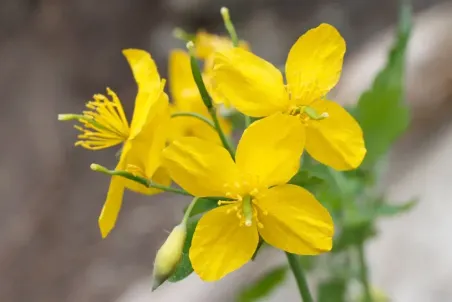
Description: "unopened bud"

(220, 7), (230, 21)
(356, 287), (389, 302)
(90, 163), (109, 173)
(152, 224), (187, 291)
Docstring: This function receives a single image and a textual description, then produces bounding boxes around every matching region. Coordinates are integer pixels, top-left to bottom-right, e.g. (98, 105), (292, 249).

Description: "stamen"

(68, 88), (130, 150)
(218, 200), (236, 206)
(241, 195), (253, 227)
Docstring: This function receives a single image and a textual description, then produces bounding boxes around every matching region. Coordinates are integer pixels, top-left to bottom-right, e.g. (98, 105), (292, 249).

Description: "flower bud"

(151, 224), (187, 291)
(355, 287), (389, 302)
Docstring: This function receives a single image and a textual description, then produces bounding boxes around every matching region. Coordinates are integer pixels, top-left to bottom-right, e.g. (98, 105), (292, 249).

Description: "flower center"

(219, 182), (267, 228)
(287, 105), (329, 124)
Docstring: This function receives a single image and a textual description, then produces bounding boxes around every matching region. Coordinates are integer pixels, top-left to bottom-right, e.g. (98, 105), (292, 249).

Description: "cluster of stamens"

(73, 88), (130, 150)
(287, 105), (329, 124)
(219, 180), (268, 228)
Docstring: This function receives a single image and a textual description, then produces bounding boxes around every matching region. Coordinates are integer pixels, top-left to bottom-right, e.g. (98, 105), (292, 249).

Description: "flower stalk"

(221, 7), (239, 47)
(358, 243), (373, 302)
(186, 41), (236, 158)
(286, 252), (314, 302)
(170, 111), (216, 130)
(90, 164), (191, 196)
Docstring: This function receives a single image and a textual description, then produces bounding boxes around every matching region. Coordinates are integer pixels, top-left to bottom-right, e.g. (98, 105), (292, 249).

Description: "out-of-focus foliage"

(354, 2), (412, 170)
(236, 266), (288, 302)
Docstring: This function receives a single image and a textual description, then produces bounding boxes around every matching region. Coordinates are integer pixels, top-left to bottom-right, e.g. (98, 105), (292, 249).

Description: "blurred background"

(1, 0), (452, 301)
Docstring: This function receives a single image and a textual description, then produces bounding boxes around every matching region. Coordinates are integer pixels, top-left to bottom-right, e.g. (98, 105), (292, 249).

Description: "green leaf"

(237, 266), (288, 302)
(183, 198), (218, 217)
(168, 218), (198, 282)
(333, 222), (376, 253)
(355, 2), (412, 169)
(288, 169), (324, 193)
(318, 278), (347, 302)
(375, 198), (417, 217)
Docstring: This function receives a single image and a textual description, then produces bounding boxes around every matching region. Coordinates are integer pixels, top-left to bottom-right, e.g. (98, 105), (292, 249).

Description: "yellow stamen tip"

(245, 220), (252, 227)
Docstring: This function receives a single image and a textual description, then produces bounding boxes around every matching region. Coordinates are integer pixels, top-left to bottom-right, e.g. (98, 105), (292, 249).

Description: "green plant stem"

(209, 107), (236, 158)
(358, 243), (372, 302)
(221, 7), (239, 47)
(182, 197), (199, 225)
(244, 115), (251, 128)
(90, 164), (191, 196)
(286, 252), (313, 302)
(171, 112), (216, 130)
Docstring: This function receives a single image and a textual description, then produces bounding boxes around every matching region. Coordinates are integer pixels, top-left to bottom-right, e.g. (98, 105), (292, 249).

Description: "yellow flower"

(162, 113), (333, 281)
(168, 49), (231, 143)
(194, 30), (249, 60)
(59, 49), (170, 238)
(210, 23), (366, 171)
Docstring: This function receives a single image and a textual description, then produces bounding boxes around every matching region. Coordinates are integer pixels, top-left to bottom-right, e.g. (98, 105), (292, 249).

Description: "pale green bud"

(151, 224), (187, 291)
(356, 287), (389, 302)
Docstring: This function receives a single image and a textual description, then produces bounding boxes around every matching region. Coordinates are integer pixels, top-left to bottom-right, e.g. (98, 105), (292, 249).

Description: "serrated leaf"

(168, 218), (198, 282)
(237, 266), (287, 302)
(318, 278), (347, 302)
(355, 2), (412, 169)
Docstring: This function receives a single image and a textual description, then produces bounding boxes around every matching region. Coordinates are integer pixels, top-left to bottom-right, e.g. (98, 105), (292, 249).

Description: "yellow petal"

(124, 92), (170, 178)
(305, 99), (366, 171)
(168, 50), (200, 109)
(169, 103), (231, 145)
(285, 24), (345, 105)
(211, 48), (289, 117)
(236, 113), (305, 188)
(190, 204), (259, 281)
(162, 137), (240, 197)
(194, 31), (249, 59)
(124, 166), (171, 195)
(257, 184), (334, 254)
(98, 175), (126, 238)
(122, 49), (163, 138)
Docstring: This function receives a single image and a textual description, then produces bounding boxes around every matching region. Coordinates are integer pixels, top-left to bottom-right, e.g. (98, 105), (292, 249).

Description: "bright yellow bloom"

(194, 30), (249, 60)
(210, 23), (366, 171)
(59, 49), (170, 238)
(192, 31), (249, 107)
(162, 113), (333, 281)
(168, 50), (231, 143)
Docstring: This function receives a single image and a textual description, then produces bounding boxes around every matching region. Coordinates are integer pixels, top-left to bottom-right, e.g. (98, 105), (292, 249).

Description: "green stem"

(186, 42), (213, 109)
(90, 164), (191, 196)
(221, 7), (239, 47)
(209, 107), (236, 158)
(244, 115), (251, 128)
(186, 42), (235, 158)
(358, 243), (372, 302)
(182, 197), (199, 225)
(286, 252), (313, 302)
(171, 112), (216, 130)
